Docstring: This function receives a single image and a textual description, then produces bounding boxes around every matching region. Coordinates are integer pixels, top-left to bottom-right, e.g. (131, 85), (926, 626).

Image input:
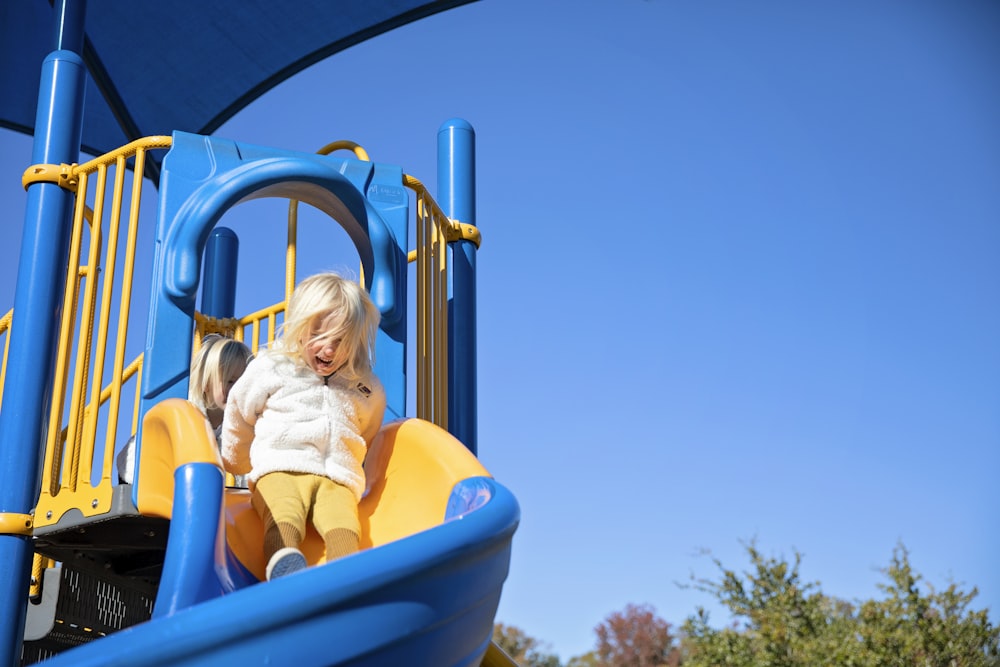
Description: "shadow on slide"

(40, 399), (520, 667)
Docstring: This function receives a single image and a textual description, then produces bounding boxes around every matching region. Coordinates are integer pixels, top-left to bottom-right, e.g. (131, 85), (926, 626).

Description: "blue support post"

(438, 119), (478, 455)
(201, 227), (240, 319)
(365, 163), (409, 423)
(0, 1), (87, 662)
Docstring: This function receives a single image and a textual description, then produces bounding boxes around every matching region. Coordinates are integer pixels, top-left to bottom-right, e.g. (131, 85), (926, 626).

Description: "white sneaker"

(266, 547), (307, 580)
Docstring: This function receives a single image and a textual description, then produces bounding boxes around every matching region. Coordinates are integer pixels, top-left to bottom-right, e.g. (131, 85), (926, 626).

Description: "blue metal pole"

(200, 226), (240, 319)
(0, 1), (87, 663)
(438, 119), (478, 455)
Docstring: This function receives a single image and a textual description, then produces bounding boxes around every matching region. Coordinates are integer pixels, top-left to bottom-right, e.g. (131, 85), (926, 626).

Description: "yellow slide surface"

(135, 399), (516, 665)
(137, 399), (493, 577)
(223, 417), (493, 579)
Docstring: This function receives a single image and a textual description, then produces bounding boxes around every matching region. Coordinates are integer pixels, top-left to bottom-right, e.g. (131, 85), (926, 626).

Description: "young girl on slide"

(116, 334), (252, 485)
(220, 272), (386, 581)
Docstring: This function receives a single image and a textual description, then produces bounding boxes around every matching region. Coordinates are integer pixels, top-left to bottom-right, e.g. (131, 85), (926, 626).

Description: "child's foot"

(266, 547), (307, 580)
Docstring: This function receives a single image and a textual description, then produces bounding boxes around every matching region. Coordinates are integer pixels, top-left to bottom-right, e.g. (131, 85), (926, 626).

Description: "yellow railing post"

(31, 137), (171, 529)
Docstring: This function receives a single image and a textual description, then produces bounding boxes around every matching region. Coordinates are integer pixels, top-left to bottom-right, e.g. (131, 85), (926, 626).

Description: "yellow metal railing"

(407, 174), (452, 429)
(405, 174), (480, 428)
(194, 302), (283, 357)
(31, 136), (171, 529)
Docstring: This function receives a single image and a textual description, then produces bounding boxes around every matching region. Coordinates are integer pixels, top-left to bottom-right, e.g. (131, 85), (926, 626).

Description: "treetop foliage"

(681, 540), (999, 667)
(496, 541), (998, 667)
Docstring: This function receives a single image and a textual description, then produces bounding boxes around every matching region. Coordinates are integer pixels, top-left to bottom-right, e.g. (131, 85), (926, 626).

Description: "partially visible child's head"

(279, 272), (380, 379)
(189, 334), (253, 412)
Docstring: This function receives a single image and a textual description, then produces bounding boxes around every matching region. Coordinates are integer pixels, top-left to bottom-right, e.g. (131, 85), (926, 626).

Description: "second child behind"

(115, 334), (252, 485)
(189, 333), (254, 487)
(221, 272), (387, 581)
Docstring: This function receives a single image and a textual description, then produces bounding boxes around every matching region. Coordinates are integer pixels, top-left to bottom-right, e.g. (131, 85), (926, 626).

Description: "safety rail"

(29, 137), (171, 529)
(194, 304), (282, 357)
(405, 173), (480, 429)
(18, 135), (471, 531)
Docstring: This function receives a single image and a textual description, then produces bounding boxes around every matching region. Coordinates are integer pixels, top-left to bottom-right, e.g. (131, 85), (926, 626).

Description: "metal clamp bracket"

(0, 512), (33, 536)
(22, 163), (79, 192)
(444, 220), (481, 248)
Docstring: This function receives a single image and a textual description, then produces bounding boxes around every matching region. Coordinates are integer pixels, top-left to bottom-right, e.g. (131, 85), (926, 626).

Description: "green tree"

(681, 540), (1000, 667)
(494, 622), (562, 667)
(857, 544), (1000, 666)
(565, 652), (599, 667)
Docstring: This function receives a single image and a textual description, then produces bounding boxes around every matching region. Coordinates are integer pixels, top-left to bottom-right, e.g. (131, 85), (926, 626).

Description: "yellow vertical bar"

(429, 203), (440, 424)
(101, 150), (147, 479)
(433, 211), (449, 429)
(416, 196), (430, 421)
(42, 170), (90, 496)
(286, 201), (298, 302)
(65, 166), (107, 489)
(82, 157), (128, 476)
(28, 554), (53, 600)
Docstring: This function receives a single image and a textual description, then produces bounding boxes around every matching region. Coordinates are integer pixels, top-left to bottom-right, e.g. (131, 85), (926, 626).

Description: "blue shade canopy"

(0, 1), (475, 165)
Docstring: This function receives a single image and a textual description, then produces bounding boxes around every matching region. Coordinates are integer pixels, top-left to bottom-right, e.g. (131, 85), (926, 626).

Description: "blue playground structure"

(0, 2), (518, 666)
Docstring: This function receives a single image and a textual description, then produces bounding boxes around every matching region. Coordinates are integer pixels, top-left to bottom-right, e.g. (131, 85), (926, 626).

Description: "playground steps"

(31, 485), (169, 581)
(21, 485), (166, 665)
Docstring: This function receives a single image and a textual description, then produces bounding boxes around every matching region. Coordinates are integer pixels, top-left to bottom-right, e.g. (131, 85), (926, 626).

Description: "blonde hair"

(277, 272), (380, 379)
(188, 334), (253, 412)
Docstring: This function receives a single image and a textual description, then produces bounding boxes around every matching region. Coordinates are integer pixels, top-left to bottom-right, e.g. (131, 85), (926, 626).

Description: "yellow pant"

(252, 471), (360, 562)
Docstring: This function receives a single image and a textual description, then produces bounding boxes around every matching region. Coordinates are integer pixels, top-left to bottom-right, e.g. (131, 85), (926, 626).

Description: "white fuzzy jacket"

(220, 349), (386, 500)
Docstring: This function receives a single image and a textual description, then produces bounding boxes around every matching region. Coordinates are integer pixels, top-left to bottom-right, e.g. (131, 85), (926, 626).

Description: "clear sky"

(1, 0), (998, 662)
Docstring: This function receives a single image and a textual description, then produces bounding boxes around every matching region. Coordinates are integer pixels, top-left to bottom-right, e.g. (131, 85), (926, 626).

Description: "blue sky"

(2, 0), (998, 662)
